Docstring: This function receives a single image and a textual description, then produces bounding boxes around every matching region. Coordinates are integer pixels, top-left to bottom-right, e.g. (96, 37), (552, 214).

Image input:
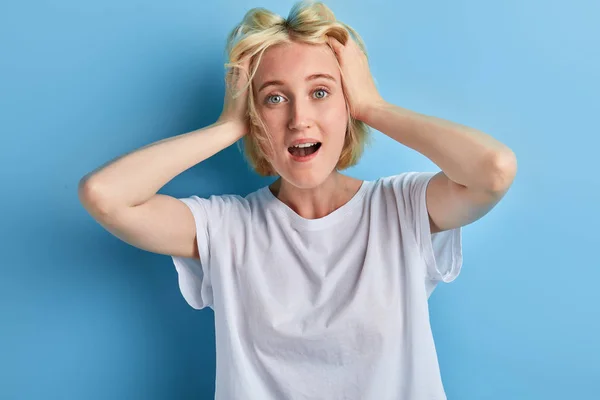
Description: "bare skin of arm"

(79, 58), (251, 259)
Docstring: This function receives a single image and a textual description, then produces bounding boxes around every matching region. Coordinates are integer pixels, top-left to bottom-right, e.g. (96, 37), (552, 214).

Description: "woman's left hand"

(327, 35), (385, 122)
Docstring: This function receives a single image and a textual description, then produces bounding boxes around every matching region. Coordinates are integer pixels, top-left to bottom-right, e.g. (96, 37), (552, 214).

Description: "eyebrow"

(257, 73), (337, 93)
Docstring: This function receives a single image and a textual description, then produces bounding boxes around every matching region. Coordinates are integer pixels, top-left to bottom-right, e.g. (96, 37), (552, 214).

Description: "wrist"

(356, 98), (387, 125)
(215, 118), (248, 140)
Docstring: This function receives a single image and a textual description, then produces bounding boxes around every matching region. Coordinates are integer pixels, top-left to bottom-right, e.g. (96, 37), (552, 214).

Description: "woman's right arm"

(78, 120), (247, 259)
(79, 56), (252, 259)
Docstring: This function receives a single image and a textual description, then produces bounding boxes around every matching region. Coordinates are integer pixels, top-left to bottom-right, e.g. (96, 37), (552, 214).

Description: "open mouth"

(288, 142), (322, 159)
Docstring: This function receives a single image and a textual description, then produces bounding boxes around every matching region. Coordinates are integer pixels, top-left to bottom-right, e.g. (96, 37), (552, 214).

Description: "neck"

(269, 171), (361, 220)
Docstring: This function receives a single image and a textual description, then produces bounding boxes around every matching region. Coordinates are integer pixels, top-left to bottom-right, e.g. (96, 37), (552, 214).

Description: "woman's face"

(252, 41), (349, 189)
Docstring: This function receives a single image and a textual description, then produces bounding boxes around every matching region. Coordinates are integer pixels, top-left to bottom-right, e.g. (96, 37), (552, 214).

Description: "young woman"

(79, 1), (517, 399)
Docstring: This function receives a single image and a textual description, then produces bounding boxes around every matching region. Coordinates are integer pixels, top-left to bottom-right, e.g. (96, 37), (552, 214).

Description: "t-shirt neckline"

(259, 179), (371, 230)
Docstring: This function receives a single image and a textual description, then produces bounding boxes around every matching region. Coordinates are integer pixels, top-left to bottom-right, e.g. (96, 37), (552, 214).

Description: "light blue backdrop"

(2, 0), (598, 399)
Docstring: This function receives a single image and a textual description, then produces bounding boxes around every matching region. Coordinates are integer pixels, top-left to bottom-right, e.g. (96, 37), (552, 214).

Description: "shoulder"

(183, 184), (268, 209)
(181, 192), (248, 212)
(379, 171), (435, 185)
(370, 171), (436, 196)
(182, 186), (271, 222)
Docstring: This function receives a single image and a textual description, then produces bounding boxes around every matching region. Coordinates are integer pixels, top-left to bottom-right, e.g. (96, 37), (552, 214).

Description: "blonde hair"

(224, 0), (372, 176)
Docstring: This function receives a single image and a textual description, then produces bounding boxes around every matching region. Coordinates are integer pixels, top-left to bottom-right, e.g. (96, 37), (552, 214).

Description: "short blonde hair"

(225, 0), (372, 176)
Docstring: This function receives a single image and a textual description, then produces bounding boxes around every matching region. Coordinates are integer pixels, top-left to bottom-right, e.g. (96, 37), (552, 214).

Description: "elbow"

(78, 177), (113, 216)
(485, 149), (518, 193)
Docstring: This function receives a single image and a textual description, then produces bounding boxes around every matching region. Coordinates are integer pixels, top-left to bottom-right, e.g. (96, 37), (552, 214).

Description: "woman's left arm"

(361, 102), (517, 233)
(328, 36), (517, 233)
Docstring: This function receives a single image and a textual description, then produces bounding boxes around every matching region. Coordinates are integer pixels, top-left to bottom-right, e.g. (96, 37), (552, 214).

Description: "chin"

(270, 145), (343, 188)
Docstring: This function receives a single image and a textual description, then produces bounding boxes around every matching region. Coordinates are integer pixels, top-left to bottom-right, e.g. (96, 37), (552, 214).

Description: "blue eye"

(314, 89), (329, 99)
(265, 88), (330, 104)
(267, 95), (284, 104)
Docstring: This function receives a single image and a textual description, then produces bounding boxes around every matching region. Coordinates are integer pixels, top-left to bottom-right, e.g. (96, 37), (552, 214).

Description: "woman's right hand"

(217, 56), (252, 134)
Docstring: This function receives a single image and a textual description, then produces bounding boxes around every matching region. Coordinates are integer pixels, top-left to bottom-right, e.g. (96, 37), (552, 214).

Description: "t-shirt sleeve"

(171, 194), (232, 310)
(392, 171), (463, 285)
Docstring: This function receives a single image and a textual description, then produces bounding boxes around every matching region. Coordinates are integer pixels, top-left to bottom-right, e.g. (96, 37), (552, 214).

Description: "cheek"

(262, 114), (283, 136)
(252, 109), (283, 154)
(258, 111), (285, 141)
(323, 102), (349, 143)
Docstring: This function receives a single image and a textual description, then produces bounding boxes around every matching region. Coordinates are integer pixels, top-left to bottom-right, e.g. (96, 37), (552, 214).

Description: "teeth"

(292, 142), (318, 148)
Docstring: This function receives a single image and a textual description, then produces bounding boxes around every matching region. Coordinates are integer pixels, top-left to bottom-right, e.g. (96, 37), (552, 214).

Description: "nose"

(287, 97), (313, 131)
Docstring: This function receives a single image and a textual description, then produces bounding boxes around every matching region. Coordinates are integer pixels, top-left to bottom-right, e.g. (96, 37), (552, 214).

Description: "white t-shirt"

(171, 171), (463, 400)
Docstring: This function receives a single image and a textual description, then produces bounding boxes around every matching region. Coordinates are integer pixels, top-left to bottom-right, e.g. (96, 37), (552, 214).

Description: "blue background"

(2, 0), (598, 399)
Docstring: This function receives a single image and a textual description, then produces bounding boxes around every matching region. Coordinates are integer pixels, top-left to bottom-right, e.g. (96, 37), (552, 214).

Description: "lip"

(288, 138), (321, 147)
(288, 144), (321, 163)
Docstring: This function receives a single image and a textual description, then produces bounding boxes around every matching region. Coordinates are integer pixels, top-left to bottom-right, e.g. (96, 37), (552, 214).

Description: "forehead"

(254, 41), (340, 84)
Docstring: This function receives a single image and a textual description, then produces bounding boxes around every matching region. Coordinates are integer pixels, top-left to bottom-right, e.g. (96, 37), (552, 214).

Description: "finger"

(224, 67), (235, 92)
(240, 55), (251, 72)
(239, 56), (252, 84)
(232, 57), (252, 96)
(327, 36), (344, 54)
